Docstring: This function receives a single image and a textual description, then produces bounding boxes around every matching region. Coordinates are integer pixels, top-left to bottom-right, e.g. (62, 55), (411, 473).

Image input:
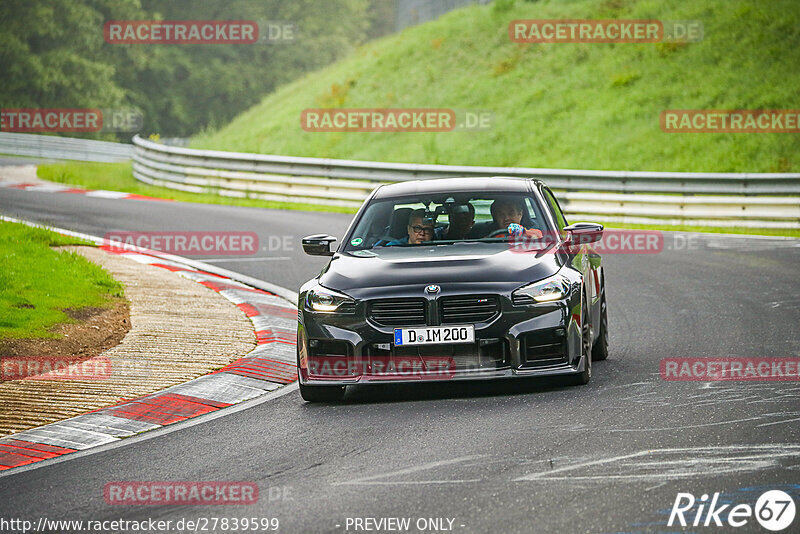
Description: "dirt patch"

(64, 306), (109, 321)
(0, 299), (130, 376)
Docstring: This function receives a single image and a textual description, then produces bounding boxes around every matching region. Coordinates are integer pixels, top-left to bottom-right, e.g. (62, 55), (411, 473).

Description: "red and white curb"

(1, 182), (170, 201)
(0, 218), (297, 472)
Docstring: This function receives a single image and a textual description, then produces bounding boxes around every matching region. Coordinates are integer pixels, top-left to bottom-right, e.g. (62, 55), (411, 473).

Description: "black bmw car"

(297, 177), (608, 402)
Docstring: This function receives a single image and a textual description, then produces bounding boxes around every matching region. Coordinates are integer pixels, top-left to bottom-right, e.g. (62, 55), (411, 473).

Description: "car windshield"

(343, 192), (553, 252)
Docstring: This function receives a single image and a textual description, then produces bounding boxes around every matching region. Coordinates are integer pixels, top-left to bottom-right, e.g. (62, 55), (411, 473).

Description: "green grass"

(193, 0), (800, 173)
(0, 221), (125, 340)
(36, 161), (358, 214)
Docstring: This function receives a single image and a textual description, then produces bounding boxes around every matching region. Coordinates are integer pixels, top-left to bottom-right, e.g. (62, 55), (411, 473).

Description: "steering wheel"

(486, 228), (508, 238)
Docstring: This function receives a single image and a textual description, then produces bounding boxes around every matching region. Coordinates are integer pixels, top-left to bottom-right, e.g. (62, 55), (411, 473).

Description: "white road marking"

(515, 445), (800, 482)
(644, 481), (668, 492)
(599, 416), (763, 432)
(515, 450), (650, 481)
(22, 184), (70, 192)
(333, 455), (486, 486)
(757, 416), (800, 427)
(84, 190), (130, 199)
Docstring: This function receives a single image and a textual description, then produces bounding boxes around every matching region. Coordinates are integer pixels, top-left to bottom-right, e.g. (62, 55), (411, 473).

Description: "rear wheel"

(299, 382), (346, 402)
(591, 289), (609, 361)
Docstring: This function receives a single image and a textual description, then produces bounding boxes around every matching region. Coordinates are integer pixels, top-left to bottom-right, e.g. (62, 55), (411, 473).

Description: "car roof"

(372, 176), (542, 199)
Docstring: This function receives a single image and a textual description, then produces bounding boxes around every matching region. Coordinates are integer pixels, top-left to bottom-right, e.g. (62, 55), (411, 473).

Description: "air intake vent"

(440, 295), (499, 324)
(368, 299), (426, 326)
(512, 293), (536, 306)
(336, 301), (356, 314)
(522, 329), (567, 368)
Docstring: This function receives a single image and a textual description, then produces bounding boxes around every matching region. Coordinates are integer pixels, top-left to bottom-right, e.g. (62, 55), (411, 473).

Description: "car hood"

(318, 244), (563, 299)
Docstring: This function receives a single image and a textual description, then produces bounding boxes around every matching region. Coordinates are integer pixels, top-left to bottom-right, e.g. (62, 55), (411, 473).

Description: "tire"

(299, 382), (346, 402)
(565, 294), (592, 386)
(591, 288), (609, 361)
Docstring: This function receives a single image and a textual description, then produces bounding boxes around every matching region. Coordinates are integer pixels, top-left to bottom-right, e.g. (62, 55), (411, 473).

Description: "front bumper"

(297, 291), (587, 386)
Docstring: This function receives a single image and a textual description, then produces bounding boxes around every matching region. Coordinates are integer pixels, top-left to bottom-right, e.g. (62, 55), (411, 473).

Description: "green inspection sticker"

(350, 237), (363, 246)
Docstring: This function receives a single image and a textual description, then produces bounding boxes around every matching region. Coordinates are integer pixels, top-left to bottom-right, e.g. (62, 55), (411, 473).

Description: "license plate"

(394, 325), (475, 346)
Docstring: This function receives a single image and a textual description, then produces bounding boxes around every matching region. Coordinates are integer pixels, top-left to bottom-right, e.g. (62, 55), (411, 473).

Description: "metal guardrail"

(0, 132), (133, 162)
(132, 135), (800, 229)
(0, 132), (794, 228)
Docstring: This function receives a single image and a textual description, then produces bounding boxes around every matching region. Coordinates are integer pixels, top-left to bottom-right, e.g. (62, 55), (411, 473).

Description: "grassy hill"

(192, 0), (800, 173)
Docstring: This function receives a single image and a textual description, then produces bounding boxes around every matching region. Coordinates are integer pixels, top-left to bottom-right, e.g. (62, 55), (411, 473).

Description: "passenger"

(436, 203), (475, 241)
(385, 208), (435, 246)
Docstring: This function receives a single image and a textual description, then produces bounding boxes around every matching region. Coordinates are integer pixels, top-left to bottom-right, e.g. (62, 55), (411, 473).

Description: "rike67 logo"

(668, 490), (796, 531)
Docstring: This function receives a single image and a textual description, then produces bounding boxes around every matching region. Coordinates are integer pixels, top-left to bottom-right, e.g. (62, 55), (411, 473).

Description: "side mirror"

(302, 234), (337, 256)
(563, 222), (603, 246)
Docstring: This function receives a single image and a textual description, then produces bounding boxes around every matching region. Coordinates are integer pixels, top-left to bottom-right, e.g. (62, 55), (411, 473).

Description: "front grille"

(440, 295), (499, 324)
(367, 339), (508, 371)
(368, 298), (426, 326)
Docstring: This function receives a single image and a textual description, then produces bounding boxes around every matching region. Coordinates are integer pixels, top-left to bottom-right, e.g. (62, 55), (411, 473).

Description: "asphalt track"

(1, 187), (799, 534)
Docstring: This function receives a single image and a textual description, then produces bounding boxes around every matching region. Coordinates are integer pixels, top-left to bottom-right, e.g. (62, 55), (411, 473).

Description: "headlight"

(304, 287), (355, 313)
(513, 274), (570, 303)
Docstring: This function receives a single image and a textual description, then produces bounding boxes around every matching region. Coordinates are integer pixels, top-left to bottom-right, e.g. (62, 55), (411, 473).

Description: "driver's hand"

(523, 228), (543, 239)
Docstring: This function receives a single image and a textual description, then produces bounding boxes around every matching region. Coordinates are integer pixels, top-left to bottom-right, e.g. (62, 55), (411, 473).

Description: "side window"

(542, 187), (567, 233)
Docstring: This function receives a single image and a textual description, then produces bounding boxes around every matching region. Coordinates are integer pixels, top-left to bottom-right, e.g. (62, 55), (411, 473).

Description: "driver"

(492, 198), (525, 229)
(470, 198), (543, 239)
(385, 209), (435, 246)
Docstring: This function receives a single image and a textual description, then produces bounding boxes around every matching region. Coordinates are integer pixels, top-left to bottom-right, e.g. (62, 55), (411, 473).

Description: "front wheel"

(591, 289), (609, 361)
(299, 382), (346, 402)
(565, 294), (592, 386)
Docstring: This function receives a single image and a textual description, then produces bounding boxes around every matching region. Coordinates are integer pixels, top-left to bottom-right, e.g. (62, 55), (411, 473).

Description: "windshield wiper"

(457, 238), (508, 244)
